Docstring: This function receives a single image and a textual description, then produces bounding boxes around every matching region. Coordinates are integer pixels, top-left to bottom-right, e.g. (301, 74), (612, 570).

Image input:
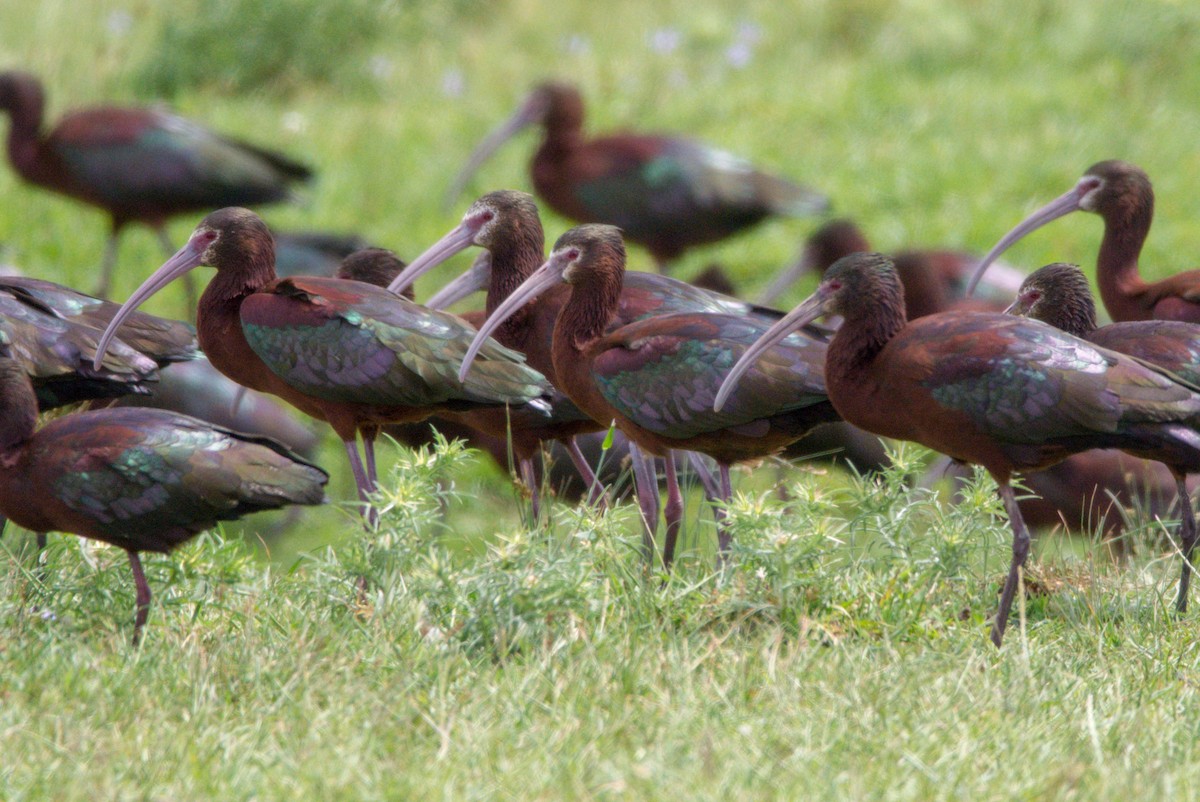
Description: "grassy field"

(4, 0), (1200, 797)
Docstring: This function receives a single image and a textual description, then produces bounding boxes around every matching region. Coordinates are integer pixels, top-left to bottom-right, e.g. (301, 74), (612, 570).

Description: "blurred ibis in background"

(0, 328), (327, 643)
(758, 218), (1026, 313)
(716, 252), (1200, 647)
(0, 71), (312, 301)
(446, 81), (829, 271)
(273, 230), (373, 279)
(458, 224), (837, 568)
(94, 208), (549, 524)
(968, 160), (1200, 323)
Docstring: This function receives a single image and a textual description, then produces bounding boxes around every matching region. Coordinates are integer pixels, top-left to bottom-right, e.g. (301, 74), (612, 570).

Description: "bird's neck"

(1095, 198), (1153, 321)
(826, 300), (906, 392)
(551, 279), (621, 375)
(196, 267), (274, 392)
(4, 108), (42, 179)
(0, 359), (37, 458)
(486, 236), (545, 344)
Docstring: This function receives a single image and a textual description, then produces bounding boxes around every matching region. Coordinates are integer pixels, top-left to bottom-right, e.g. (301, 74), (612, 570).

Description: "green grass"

(4, 0), (1200, 797)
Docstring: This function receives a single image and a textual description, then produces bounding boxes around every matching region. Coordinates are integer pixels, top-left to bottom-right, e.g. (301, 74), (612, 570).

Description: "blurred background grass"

(2, 0), (1200, 564)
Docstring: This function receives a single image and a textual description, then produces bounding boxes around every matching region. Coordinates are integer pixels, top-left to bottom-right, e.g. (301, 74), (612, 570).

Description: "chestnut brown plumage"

(718, 252), (1200, 647)
(459, 224), (837, 568)
(446, 82), (829, 270)
(94, 208), (549, 525)
(969, 161), (1200, 323)
(0, 329), (327, 643)
(0, 71), (313, 301)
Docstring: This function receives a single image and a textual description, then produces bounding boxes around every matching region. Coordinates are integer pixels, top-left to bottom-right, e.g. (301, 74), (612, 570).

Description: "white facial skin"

(1076, 175), (1103, 211)
(559, 247), (584, 283)
(467, 203), (498, 246)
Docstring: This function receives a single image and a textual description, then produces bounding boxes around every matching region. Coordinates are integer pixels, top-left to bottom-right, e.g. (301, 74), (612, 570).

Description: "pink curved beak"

(714, 287), (832, 412)
(757, 246), (819, 306)
(458, 249), (569, 383)
(386, 220), (479, 297)
(426, 252), (492, 310)
(966, 182), (1089, 296)
(94, 234), (208, 370)
(443, 95), (542, 210)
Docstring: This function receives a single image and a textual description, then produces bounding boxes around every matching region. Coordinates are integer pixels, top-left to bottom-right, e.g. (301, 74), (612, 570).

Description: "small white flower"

(650, 28), (683, 54)
(107, 10), (133, 37)
(441, 69), (466, 98)
(281, 112), (307, 134)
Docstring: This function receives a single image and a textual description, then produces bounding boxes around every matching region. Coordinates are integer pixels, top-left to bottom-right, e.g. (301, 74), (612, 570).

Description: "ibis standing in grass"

(446, 82), (829, 270)
(94, 208), (550, 523)
(716, 252), (1200, 647)
(1004, 261), (1200, 610)
(0, 328), (327, 643)
(459, 224), (837, 569)
(0, 71), (312, 300)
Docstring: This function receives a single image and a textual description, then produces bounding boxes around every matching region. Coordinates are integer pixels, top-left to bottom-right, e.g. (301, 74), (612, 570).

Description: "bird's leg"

(1174, 475), (1197, 613)
(95, 233), (120, 299)
(565, 436), (608, 511)
(715, 462), (734, 561)
(343, 438), (378, 529)
(628, 442), (660, 563)
(155, 227), (197, 316)
(127, 550), (151, 647)
(520, 456), (541, 523)
(992, 483), (1033, 649)
(686, 451), (722, 500)
(662, 451), (683, 571)
(361, 426), (380, 490)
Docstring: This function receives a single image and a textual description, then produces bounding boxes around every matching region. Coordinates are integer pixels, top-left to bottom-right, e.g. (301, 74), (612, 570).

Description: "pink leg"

(1174, 474), (1197, 612)
(715, 463), (733, 567)
(662, 451), (683, 571)
(628, 442), (660, 562)
(343, 438), (378, 528)
(127, 550), (151, 646)
(520, 456), (541, 523)
(992, 482), (1033, 649)
(565, 436), (608, 511)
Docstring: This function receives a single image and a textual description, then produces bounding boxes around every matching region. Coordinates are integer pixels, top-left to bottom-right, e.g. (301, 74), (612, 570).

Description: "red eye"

(827, 279), (842, 291)
(566, 248), (581, 260)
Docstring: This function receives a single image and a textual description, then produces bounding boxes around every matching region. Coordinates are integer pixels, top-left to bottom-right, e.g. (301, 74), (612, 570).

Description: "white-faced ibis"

(0, 287), (158, 409)
(94, 208), (550, 523)
(717, 252), (1200, 647)
(0, 275), (199, 368)
(0, 329), (327, 642)
(0, 71), (312, 299)
(459, 224), (837, 568)
(759, 218), (1026, 314)
(1006, 261), (1200, 608)
(968, 160), (1200, 323)
(446, 81), (829, 270)
(392, 190), (813, 527)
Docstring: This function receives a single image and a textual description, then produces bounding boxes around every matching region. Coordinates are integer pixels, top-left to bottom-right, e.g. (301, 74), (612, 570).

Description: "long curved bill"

(426, 252), (491, 310)
(757, 248), (817, 306)
(966, 186), (1083, 296)
(443, 100), (539, 210)
(458, 252), (566, 383)
(94, 236), (207, 370)
(714, 290), (830, 412)
(386, 221), (479, 296)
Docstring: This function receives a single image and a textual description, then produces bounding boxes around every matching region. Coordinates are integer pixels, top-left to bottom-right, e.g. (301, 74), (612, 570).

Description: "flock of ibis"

(2, 70), (1199, 649)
